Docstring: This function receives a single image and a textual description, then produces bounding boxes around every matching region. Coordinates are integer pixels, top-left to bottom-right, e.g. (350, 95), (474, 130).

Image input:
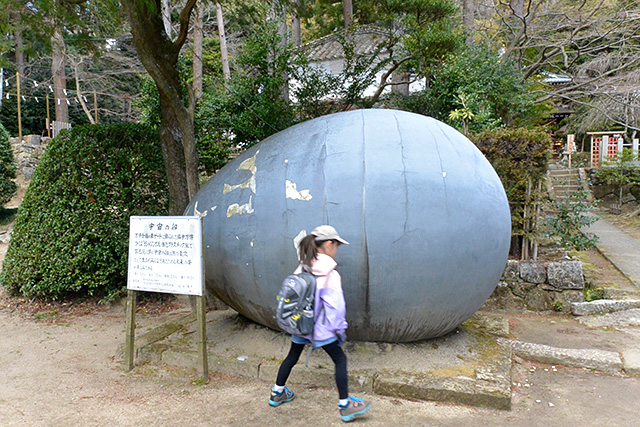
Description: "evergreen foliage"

(198, 24), (298, 152)
(0, 123), (17, 208)
(0, 124), (168, 301)
(473, 128), (551, 247)
(392, 45), (549, 132)
(544, 189), (599, 251)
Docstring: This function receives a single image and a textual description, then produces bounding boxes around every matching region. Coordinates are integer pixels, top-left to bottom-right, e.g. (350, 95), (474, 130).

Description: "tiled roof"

(300, 26), (390, 62)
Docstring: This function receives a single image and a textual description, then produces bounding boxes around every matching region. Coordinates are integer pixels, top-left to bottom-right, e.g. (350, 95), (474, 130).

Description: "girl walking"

(269, 225), (372, 423)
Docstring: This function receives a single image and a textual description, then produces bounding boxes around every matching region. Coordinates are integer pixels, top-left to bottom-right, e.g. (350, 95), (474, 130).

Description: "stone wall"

(9, 135), (50, 182)
(490, 260), (585, 312)
(587, 167), (640, 206)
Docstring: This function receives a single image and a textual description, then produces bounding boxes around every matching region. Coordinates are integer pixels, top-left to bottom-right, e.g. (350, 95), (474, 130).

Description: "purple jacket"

(294, 254), (348, 344)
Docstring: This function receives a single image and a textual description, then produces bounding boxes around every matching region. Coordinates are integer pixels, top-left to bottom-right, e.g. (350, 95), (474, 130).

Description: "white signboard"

(127, 216), (204, 296)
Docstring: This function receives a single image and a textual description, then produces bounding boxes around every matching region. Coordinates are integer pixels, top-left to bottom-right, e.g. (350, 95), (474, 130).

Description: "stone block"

(509, 282), (537, 298)
(622, 349), (640, 376)
(547, 261), (584, 290)
(525, 287), (553, 311)
(23, 134), (41, 145)
(551, 291), (585, 313)
(571, 299), (640, 316)
(519, 261), (546, 284)
(374, 371), (511, 410)
(500, 339), (623, 374)
(501, 260), (519, 281)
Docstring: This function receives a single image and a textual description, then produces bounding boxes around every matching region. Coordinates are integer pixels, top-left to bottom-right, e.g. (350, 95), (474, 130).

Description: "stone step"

(499, 339), (623, 374)
(571, 299), (640, 316)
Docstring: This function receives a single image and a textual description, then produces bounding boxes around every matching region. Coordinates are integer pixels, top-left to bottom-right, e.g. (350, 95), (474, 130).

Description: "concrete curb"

(571, 300), (640, 316)
(122, 312), (514, 410)
(499, 339), (623, 374)
(158, 345), (512, 410)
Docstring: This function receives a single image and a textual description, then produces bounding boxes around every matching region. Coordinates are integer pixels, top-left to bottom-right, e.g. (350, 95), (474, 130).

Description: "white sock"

(273, 385), (285, 393)
(339, 398), (348, 407)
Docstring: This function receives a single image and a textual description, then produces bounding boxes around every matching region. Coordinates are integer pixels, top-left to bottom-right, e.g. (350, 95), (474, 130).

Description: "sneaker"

(269, 386), (295, 407)
(339, 396), (372, 422)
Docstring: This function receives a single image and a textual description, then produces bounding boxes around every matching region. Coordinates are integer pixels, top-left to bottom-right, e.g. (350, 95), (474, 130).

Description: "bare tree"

(463, 0), (476, 44)
(291, 0), (301, 47)
(193, 2), (204, 100)
(490, 0), (640, 132)
(344, 0), (353, 29)
(216, 2), (231, 80)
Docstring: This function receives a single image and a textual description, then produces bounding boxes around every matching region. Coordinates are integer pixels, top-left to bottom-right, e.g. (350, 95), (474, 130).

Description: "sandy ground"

(2, 292), (640, 427)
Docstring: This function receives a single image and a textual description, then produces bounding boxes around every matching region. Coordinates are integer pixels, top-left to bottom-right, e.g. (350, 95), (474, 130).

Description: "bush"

(391, 45), (550, 132)
(0, 123), (17, 208)
(0, 124), (168, 301)
(544, 189), (599, 251)
(472, 128), (552, 255)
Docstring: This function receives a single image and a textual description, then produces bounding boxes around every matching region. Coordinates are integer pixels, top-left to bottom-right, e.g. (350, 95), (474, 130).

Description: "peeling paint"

(227, 196), (254, 218)
(224, 151), (259, 194)
(193, 201), (208, 217)
(286, 180), (313, 201)
(443, 171), (447, 178)
(210, 206), (217, 212)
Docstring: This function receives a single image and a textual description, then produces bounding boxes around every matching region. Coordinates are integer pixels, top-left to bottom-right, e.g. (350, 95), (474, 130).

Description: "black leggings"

(275, 341), (348, 399)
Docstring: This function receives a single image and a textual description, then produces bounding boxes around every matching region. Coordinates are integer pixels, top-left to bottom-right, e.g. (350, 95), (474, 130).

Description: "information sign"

(127, 216), (204, 296)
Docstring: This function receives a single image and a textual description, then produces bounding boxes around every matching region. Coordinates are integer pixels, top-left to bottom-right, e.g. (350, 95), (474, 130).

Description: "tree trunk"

(193, 2), (203, 100)
(343, 0), (353, 29)
(51, 27), (69, 123)
(216, 2), (231, 81)
(512, 0), (525, 18)
(268, 3), (289, 102)
(463, 0), (475, 44)
(73, 64), (95, 124)
(161, 0), (174, 40)
(12, 11), (26, 77)
(122, 0), (199, 214)
(291, 0), (301, 47)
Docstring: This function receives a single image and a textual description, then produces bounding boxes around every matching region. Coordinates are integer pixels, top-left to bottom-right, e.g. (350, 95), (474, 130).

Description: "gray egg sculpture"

(185, 109), (511, 342)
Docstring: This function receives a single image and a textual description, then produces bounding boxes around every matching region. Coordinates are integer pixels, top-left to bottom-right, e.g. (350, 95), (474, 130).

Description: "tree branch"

(173, 0), (197, 52)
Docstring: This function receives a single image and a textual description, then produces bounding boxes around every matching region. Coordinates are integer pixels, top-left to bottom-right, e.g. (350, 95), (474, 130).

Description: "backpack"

(275, 265), (317, 336)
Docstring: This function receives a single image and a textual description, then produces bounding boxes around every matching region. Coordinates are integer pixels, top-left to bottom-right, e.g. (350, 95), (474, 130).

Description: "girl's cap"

(311, 225), (349, 245)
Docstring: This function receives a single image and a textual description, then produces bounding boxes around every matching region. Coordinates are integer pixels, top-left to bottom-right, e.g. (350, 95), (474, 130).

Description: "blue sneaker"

(339, 396), (372, 422)
(269, 386), (295, 407)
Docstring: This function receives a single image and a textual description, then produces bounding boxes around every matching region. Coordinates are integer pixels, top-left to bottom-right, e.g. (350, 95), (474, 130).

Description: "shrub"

(0, 123), (17, 208)
(544, 189), (599, 251)
(472, 128), (552, 256)
(0, 124), (168, 301)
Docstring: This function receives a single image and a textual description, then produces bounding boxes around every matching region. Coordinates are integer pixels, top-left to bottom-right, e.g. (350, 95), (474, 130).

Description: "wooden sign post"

(125, 216), (208, 381)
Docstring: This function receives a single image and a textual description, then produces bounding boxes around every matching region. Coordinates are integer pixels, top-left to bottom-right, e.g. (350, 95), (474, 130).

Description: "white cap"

(311, 225), (349, 245)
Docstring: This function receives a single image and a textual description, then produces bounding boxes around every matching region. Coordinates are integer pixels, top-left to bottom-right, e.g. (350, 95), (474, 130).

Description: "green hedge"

(0, 123), (17, 208)
(0, 124), (168, 301)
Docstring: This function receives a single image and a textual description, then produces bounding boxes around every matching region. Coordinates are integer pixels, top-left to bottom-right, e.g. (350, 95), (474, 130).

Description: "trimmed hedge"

(0, 124), (168, 301)
(0, 123), (17, 208)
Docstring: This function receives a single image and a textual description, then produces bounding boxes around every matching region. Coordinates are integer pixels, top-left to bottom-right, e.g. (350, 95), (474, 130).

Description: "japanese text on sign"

(127, 216), (204, 296)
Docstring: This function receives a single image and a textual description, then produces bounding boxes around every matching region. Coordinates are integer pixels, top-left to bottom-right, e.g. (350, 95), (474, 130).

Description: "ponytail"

(299, 234), (320, 266)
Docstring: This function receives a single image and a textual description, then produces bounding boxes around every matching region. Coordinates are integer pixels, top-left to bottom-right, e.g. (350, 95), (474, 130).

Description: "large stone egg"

(185, 109), (510, 342)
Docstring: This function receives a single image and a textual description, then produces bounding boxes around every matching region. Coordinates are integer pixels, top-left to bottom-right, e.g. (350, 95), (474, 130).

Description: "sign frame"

(124, 216), (208, 381)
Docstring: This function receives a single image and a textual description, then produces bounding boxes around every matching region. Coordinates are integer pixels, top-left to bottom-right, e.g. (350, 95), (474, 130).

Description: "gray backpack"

(275, 266), (316, 336)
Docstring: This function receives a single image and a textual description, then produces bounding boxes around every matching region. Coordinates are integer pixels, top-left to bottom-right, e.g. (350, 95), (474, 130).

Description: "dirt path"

(2, 293), (640, 426)
(2, 181), (640, 425)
